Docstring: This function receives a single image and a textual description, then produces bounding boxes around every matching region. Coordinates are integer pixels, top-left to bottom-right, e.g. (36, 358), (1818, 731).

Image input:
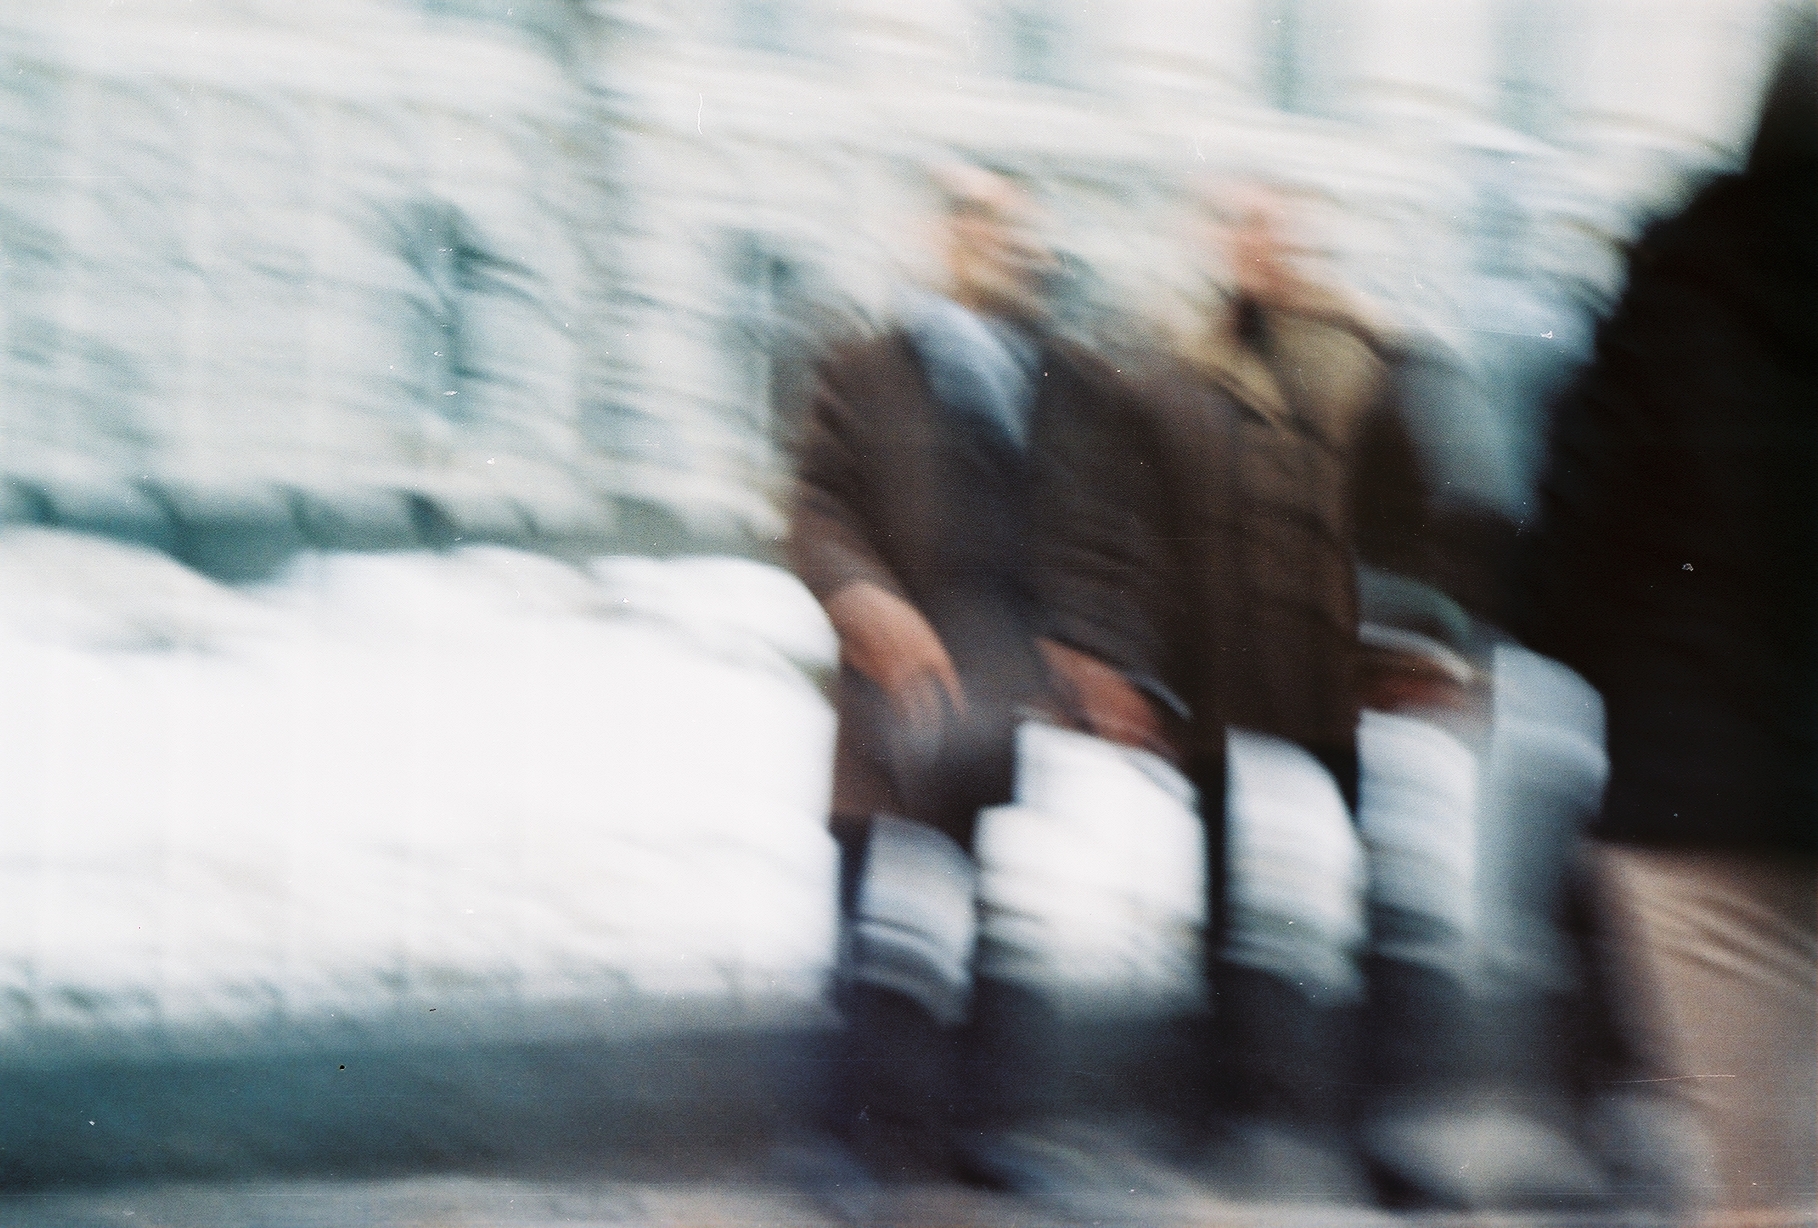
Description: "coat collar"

(1188, 301), (1290, 427)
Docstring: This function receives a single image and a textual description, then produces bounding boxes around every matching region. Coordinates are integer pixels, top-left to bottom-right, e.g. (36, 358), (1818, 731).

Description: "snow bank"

(0, 530), (842, 1064)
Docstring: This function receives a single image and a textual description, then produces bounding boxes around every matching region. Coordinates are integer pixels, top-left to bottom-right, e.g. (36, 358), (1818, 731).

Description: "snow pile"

(0, 530), (841, 1062)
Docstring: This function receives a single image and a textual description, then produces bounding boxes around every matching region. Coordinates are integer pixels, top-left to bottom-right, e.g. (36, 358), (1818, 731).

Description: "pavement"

(2, 1173), (1760, 1228)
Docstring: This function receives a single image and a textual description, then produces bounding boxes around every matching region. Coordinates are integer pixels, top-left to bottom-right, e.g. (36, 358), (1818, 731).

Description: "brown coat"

(788, 326), (1164, 828)
(1034, 300), (1413, 769)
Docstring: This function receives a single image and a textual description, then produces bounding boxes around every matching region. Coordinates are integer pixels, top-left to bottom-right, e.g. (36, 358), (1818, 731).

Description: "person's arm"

(1514, 246), (1688, 687)
(788, 360), (964, 732)
(1029, 356), (1190, 752)
(1035, 637), (1181, 761)
(1517, 362), (1642, 686)
(1351, 383), (1439, 583)
(788, 358), (903, 602)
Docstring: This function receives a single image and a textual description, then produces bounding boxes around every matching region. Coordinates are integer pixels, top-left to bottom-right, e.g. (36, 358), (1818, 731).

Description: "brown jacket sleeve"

(1351, 383), (1436, 581)
(1028, 350), (1191, 717)
(786, 354), (909, 606)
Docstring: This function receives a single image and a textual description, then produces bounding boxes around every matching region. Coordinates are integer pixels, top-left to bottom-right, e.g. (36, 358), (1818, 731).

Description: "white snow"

(0, 530), (843, 1063)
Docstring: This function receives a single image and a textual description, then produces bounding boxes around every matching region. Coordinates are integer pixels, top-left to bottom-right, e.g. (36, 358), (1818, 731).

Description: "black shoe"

(1192, 1115), (1375, 1204)
(1359, 1100), (1609, 1210)
(952, 1116), (1193, 1201)
(827, 984), (958, 1145)
(1208, 962), (1359, 1127)
(809, 982), (966, 1221)
(782, 1126), (954, 1227)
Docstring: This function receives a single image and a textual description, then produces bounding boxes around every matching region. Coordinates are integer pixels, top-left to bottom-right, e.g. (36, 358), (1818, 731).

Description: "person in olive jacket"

(1032, 188), (1480, 1198)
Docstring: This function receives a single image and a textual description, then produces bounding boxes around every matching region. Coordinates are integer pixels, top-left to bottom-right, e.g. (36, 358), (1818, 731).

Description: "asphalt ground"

(5, 1174), (1784, 1228)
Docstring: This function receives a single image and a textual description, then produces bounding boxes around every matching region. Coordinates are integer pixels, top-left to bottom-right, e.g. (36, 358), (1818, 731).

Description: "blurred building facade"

(0, 0), (1793, 562)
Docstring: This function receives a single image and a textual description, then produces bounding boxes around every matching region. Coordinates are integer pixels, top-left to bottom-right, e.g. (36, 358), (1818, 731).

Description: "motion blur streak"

(0, 3), (1807, 1225)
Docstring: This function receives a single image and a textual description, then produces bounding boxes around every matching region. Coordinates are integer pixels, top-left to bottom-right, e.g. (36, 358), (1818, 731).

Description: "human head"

(933, 162), (1055, 322)
(1204, 182), (1302, 305)
(1744, 6), (1817, 183)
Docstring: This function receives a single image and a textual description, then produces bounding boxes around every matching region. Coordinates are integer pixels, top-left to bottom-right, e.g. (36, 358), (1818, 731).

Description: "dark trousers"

(1199, 736), (1364, 1132)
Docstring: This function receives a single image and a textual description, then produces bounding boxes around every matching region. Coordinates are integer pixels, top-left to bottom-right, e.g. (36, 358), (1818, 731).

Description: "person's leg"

(826, 694), (1024, 1176)
(1201, 730), (1372, 1199)
(1190, 746), (1229, 974)
(1355, 711), (1477, 1115)
(1350, 698), (1613, 1210)
(825, 813), (976, 1179)
(1592, 842), (1818, 1217)
(953, 723), (1209, 1202)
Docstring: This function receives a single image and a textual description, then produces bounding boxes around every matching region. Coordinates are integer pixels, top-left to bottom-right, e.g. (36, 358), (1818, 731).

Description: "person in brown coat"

(1034, 188), (1463, 1198)
(787, 164), (1172, 1184)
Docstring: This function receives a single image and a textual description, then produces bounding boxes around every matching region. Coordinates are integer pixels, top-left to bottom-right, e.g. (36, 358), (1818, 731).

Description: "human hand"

(823, 582), (966, 737)
(1037, 638), (1176, 761)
